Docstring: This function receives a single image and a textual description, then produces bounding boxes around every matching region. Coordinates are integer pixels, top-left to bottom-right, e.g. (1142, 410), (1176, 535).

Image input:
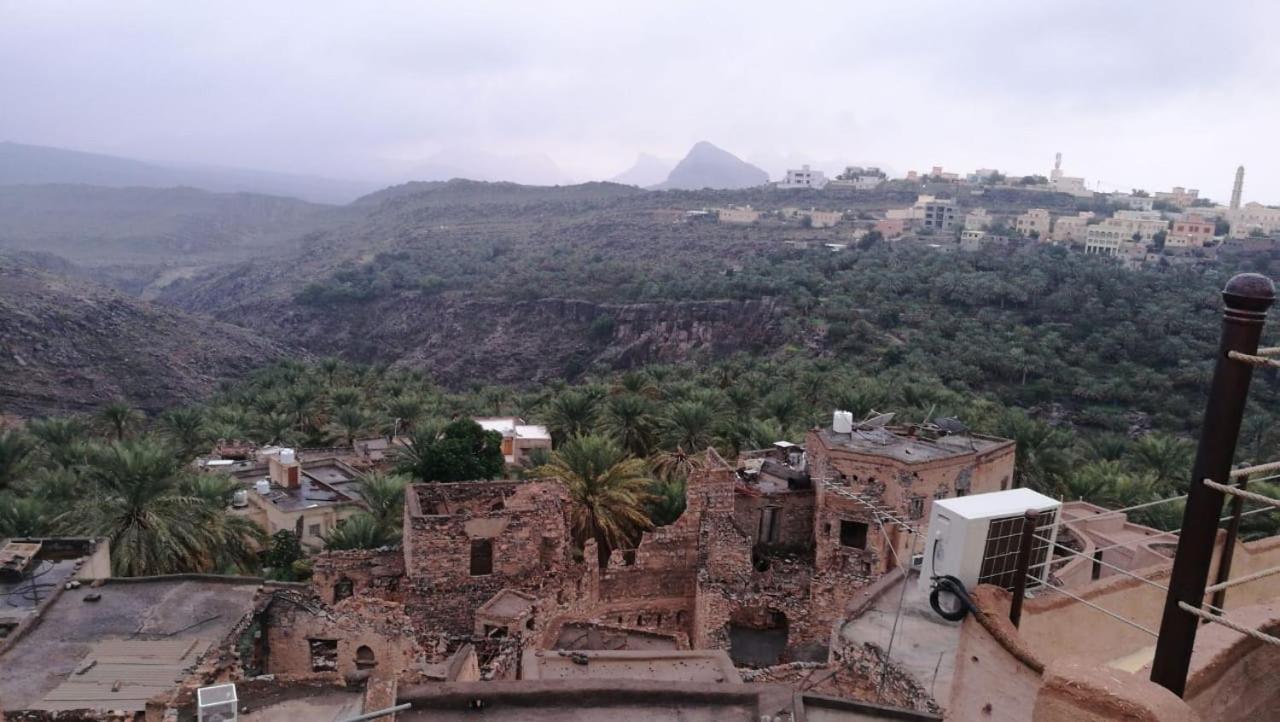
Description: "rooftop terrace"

(815, 426), (1012, 465)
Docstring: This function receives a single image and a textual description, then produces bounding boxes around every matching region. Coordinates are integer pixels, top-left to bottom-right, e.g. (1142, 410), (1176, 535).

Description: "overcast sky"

(3, 1), (1278, 200)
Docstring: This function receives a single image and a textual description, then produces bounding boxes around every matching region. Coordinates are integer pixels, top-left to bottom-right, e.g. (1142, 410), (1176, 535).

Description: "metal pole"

(1009, 509), (1040, 628)
(1150, 273), (1275, 697)
(1211, 482), (1247, 612)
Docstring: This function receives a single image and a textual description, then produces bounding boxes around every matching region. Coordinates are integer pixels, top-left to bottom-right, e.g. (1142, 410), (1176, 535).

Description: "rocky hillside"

(0, 184), (336, 267)
(183, 294), (786, 387)
(0, 258), (298, 416)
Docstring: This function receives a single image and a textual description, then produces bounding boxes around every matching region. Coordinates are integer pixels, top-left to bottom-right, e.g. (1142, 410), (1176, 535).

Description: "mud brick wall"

(312, 548), (405, 605)
(733, 488), (815, 547)
(263, 595), (424, 679)
(402, 479), (573, 637)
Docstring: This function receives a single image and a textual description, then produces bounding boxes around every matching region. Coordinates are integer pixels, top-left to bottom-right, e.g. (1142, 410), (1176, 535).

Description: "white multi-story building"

(1108, 193), (1156, 212)
(778, 165), (828, 190)
(829, 166), (885, 190)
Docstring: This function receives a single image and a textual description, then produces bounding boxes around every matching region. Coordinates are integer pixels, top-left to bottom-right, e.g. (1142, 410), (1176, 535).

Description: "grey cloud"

(0, 0), (1276, 200)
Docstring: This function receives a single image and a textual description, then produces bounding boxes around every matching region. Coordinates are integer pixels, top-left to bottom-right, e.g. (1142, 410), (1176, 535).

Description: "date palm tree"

(97, 400), (143, 442)
(1129, 434), (1193, 493)
(158, 407), (208, 461)
(537, 435), (653, 567)
(58, 439), (261, 576)
(544, 390), (600, 446)
(323, 512), (400, 550)
(358, 472), (409, 528)
(331, 405), (373, 447)
(601, 394), (657, 458)
(660, 401), (718, 452)
(0, 430), (34, 493)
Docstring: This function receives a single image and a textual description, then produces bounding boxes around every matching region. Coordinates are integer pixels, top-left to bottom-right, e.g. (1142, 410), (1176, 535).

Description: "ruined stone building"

(300, 416), (1014, 678)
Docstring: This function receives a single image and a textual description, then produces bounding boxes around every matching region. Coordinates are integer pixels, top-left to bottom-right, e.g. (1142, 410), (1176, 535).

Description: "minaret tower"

(1230, 165), (1245, 210)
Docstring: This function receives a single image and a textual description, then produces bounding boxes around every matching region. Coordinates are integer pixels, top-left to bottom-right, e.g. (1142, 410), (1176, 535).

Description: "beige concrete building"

(226, 448), (366, 550)
(875, 218), (910, 238)
(474, 417), (552, 465)
(1014, 209), (1051, 239)
(715, 206), (760, 224)
(1229, 201), (1280, 238)
(964, 208), (992, 231)
(1086, 211), (1167, 254)
(1166, 213), (1215, 248)
(1153, 186), (1200, 208)
(1050, 212), (1093, 243)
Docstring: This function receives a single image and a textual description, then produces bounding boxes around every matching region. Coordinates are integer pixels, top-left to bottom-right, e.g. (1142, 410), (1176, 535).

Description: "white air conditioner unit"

(919, 488), (1061, 595)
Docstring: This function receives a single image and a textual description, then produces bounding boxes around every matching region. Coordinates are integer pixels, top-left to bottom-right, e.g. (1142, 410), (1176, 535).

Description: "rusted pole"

(1151, 273), (1275, 697)
(1211, 476), (1247, 612)
(1009, 509), (1040, 628)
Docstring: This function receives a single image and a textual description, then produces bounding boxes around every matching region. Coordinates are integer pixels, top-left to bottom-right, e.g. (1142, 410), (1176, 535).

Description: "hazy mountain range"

(0, 141), (773, 202)
(0, 142), (378, 205)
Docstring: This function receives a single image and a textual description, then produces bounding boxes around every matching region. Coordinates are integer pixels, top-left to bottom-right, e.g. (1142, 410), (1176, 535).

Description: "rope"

(1202, 479), (1280, 510)
(1227, 350), (1280, 370)
(1088, 506), (1273, 556)
(1177, 601), (1280, 646)
(1204, 563), (1280, 594)
(1070, 493), (1189, 520)
(1035, 577), (1158, 637)
(1033, 534), (1169, 592)
(1257, 347), (1280, 357)
(1231, 461), (1280, 479)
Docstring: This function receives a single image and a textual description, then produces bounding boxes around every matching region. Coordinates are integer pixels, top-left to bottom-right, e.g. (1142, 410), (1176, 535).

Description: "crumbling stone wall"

(734, 488), (815, 548)
(402, 479), (573, 637)
(312, 548), (404, 606)
(262, 593), (424, 680)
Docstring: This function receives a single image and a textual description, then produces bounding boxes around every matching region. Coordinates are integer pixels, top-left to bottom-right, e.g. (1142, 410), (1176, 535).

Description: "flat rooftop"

(259, 472), (360, 512)
(815, 426), (1011, 465)
(0, 577), (260, 712)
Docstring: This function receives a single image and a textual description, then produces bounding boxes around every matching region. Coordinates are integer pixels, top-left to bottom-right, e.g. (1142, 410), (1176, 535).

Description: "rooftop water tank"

(231, 489), (249, 508)
(279, 448), (296, 464)
(255, 479), (271, 496)
(832, 410), (854, 434)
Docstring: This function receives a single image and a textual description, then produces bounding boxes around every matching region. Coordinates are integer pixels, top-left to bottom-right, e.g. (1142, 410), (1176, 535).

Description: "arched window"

(355, 645), (377, 670)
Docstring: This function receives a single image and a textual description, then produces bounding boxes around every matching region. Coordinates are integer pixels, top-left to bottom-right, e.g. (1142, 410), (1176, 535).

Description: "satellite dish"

(935, 417), (968, 435)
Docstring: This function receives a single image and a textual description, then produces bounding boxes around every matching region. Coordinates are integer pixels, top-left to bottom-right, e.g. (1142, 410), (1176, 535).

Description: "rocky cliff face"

(206, 294), (784, 387)
(0, 260), (298, 416)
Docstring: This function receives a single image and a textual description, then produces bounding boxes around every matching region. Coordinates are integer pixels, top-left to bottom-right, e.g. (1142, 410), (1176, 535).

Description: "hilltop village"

(704, 158), (1276, 269)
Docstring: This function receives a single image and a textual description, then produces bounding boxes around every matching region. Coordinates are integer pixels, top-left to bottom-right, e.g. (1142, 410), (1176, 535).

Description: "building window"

(309, 639), (338, 672)
(908, 497), (925, 520)
(758, 507), (780, 544)
(839, 520), (868, 549)
(355, 645), (377, 670)
(308, 524), (322, 539)
(470, 538), (494, 576)
(334, 577), (354, 602)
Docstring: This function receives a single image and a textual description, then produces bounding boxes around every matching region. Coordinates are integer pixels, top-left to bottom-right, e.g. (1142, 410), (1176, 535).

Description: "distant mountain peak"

(608, 152), (675, 188)
(653, 142), (768, 190)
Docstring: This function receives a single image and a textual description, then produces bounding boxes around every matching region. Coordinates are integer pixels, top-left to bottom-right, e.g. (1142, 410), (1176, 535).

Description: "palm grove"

(3, 248), (1280, 576)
